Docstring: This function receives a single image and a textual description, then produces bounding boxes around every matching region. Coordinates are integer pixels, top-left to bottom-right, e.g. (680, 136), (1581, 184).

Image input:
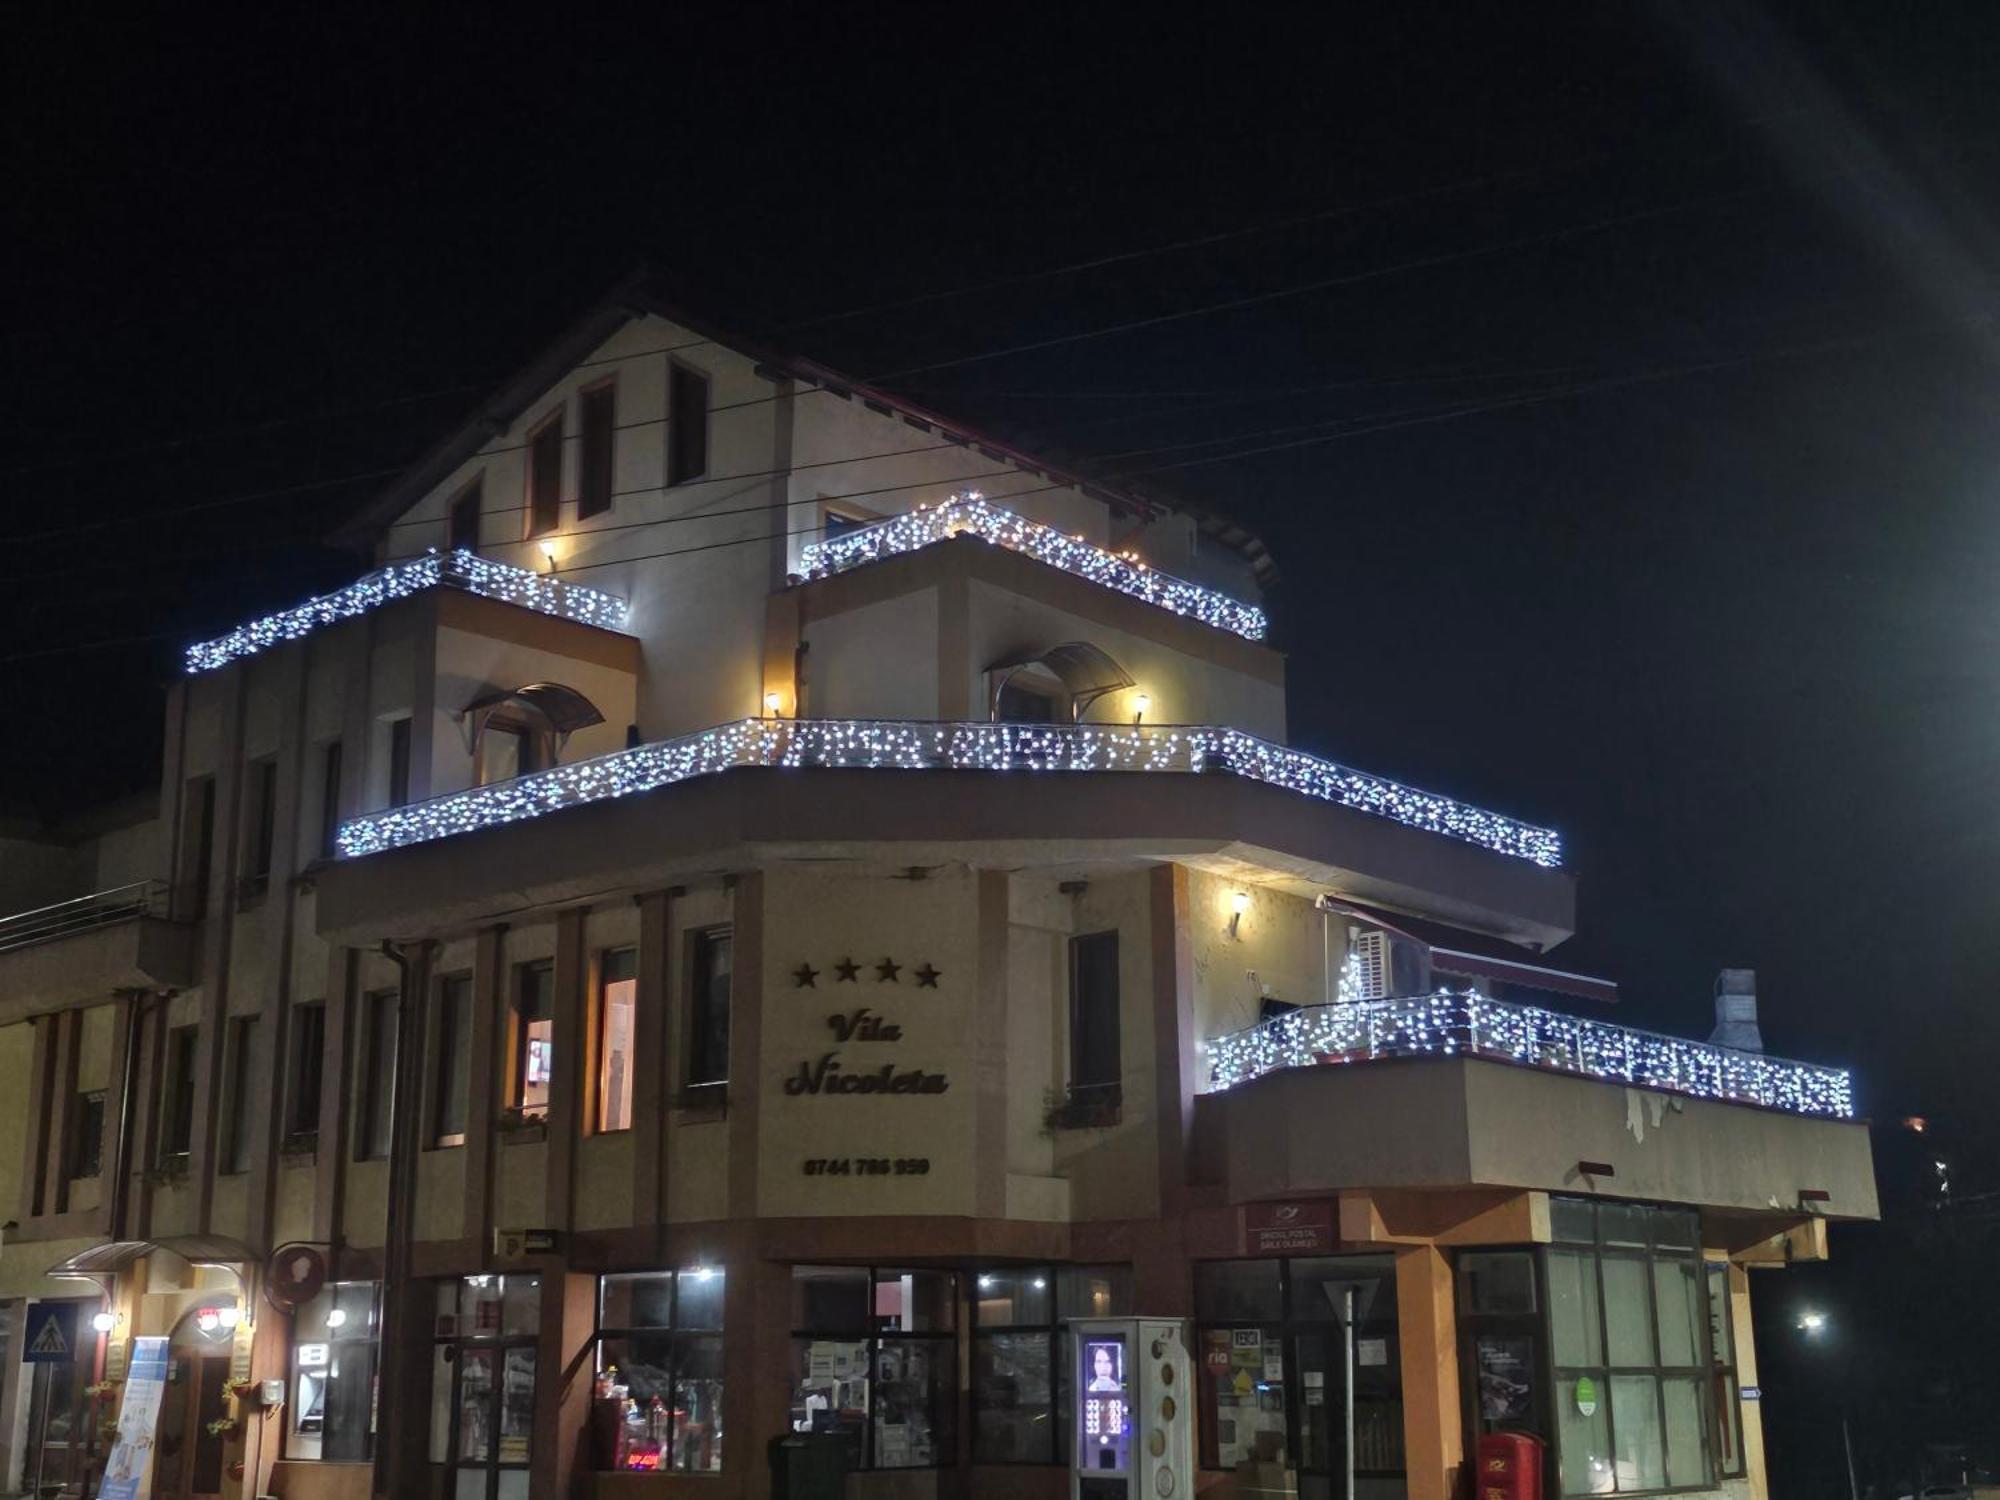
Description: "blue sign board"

(1741, 1386), (1762, 1401)
(22, 1302), (78, 1364)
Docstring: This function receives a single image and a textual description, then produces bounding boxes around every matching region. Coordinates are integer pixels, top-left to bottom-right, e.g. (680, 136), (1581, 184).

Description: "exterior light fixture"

(1797, 1310), (1827, 1334)
(689, 1266), (717, 1282)
(1131, 692), (1151, 726)
(1031, 1278), (1046, 1291)
(326, 1308), (348, 1329)
(92, 1311), (117, 1334)
(977, 1275), (995, 1290)
(196, 1307), (221, 1334)
(763, 692), (783, 717)
(539, 539), (560, 573)
(1228, 890), (1250, 940)
(217, 1305), (241, 1330)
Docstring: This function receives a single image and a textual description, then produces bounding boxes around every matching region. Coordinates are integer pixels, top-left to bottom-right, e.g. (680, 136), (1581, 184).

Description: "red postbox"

(1476, 1431), (1544, 1500)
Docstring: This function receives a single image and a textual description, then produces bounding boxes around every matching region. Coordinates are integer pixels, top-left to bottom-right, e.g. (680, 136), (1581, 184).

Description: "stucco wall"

(803, 588), (941, 721)
(1187, 872), (1342, 1048)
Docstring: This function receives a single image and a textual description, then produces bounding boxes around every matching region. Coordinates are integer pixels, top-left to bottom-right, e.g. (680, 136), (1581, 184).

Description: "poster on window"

(98, 1336), (169, 1500)
(1475, 1335), (1533, 1422)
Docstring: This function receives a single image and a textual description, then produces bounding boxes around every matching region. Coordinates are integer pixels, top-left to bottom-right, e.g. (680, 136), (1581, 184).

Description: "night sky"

(8, 6), (1998, 1487)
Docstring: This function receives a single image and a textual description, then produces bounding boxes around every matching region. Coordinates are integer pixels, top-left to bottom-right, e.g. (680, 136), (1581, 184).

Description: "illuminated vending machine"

(1071, 1318), (1194, 1500)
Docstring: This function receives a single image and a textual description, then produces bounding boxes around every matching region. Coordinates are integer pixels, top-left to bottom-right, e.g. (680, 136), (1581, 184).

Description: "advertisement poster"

(98, 1336), (169, 1500)
(1476, 1336), (1534, 1422)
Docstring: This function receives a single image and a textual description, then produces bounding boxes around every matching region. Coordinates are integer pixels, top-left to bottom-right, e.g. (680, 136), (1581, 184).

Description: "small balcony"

(1201, 990), (1853, 1119)
(1195, 991), (1874, 1224)
(0, 880), (196, 1019)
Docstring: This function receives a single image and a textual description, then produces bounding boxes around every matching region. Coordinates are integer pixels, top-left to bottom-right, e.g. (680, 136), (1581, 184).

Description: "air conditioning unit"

(1350, 929), (1392, 1000)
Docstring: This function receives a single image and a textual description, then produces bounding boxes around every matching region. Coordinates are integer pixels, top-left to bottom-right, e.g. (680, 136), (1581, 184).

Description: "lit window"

(595, 1269), (725, 1472)
(512, 961), (555, 1120)
(288, 1282), (382, 1461)
(598, 949), (637, 1132)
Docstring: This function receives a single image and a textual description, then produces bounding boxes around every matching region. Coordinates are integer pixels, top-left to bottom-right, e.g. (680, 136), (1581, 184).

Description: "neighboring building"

(0, 279), (1874, 1500)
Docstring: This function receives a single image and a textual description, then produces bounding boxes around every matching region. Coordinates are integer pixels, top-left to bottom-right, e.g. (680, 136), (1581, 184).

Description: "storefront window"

(433, 1275), (540, 1500)
(1194, 1256), (1401, 1482)
(594, 1268), (725, 1473)
(1457, 1250), (1542, 1439)
(1547, 1199), (1712, 1495)
(789, 1267), (956, 1469)
(969, 1266), (1132, 1466)
(287, 1282), (381, 1460)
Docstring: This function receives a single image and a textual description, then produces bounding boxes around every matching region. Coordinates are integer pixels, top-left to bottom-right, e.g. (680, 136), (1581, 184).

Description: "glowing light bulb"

(326, 1308), (348, 1329)
(196, 1308), (220, 1333)
(217, 1305), (241, 1330)
(763, 692), (783, 716)
(92, 1311), (117, 1333)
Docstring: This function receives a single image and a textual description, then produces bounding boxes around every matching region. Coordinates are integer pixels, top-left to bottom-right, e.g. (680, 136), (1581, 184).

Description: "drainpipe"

(108, 988), (160, 1243)
(372, 938), (435, 1500)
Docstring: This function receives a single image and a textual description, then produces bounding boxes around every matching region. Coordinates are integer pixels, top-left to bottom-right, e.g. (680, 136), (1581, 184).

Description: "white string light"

(184, 549), (628, 674)
(1201, 990), (1854, 1119)
(799, 492), (1270, 641)
(335, 717), (1562, 865)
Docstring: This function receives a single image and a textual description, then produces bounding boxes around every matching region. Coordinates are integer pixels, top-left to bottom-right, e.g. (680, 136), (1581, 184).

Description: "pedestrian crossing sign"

(23, 1302), (78, 1363)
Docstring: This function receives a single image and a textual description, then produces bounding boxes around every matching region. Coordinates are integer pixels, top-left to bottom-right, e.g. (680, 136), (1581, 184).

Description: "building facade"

(0, 284), (1874, 1500)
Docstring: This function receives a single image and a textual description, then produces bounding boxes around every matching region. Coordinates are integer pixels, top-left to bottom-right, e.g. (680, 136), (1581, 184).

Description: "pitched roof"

(331, 271), (1278, 591)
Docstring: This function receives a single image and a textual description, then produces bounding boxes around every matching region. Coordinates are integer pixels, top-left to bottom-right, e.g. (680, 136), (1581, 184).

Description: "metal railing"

(0, 880), (171, 955)
(1201, 990), (1855, 1119)
(336, 717), (1562, 866)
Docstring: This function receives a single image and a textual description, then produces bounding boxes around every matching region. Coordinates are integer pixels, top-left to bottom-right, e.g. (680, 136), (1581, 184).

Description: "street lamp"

(1797, 1309), (1828, 1335)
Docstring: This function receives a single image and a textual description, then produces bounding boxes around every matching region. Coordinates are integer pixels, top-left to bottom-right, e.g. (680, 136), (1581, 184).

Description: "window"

(287, 1282), (381, 1461)
(1705, 1263), (1744, 1478)
(1457, 1250), (1543, 1441)
(972, 1266), (1133, 1464)
(1194, 1256), (1402, 1479)
(160, 1025), (199, 1161)
(285, 1003), (327, 1148)
(1068, 932), (1121, 1102)
(182, 774), (215, 918)
(69, 1092), (106, 1180)
(223, 1016), (258, 1174)
(317, 740), (344, 860)
(821, 506), (875, 543)
(789, 1267), (956, 1470)
(432, 974), (472, 1147)
(387, 718), (412, 808)
(243, 757), (278, 897)
(595, 1268), (725, 1472)
(597, 949), (637, 1132)
(511, 961), (555, 1120)
(449, 480), (482, 551)
(1547, 1199), (1712, 1495)
(579, 383), (615, 519)
(432, 1275), (540, 1488)
(996, 680), (1062, 724)
(667, 365), (709, 486)
(475, 721), (545, 787)
(686, 928), (732, 1089)
(358, 989), (398, 1161)
(527, 412), (563, 536)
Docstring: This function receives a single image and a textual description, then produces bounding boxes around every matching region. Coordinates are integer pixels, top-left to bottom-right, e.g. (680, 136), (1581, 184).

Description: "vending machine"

(1070, 1318), (1194, 1500)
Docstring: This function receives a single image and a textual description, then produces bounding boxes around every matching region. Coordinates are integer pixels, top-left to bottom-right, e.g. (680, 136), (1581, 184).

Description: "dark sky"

(8, 5), (1999, 1480)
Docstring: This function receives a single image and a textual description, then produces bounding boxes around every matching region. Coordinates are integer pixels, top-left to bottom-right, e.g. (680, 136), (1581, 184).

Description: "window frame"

(1191, 1255), (1405, 1480)
(241, 756), (279, 900)
(593, 1267), (727, 1473)
(387, 717), (412, 809)
(508, 959), (556, 1121)
(1545, 1199), (1715, 1496)
(434, 1274), (542, 1497)
(284, 1002), (327, 1149)
(526, 409), (564, 537)
(578, 380), (616, 519)
(316, 739), (344, 861)
(969, 1265), (1134, 1466)
(1704, 1262), (1746, 1480)
(160, 1024), (199, 1162)
(667, 363), (710, 487)
(430, 971), (473, 1148)
(356, 989), (398, 1162)
(285, 1280), (383, 1462)
(449, 478), (483, 552)
(789, 1266), (958, 1472)
(595, 947), (638, 1133)
(68, 1090), (107, 1182)
(684, 926), (733, 1093)
(1067, 930), (1122, 1104)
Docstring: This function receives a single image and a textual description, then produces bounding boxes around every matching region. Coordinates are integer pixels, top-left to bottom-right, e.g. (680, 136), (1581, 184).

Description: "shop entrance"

(433, 1274), (541, 1500)
(153, 1301), (239, 1500)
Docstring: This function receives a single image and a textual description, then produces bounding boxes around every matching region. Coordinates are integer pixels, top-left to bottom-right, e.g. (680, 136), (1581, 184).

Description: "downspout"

(372, 938), (435, 1500)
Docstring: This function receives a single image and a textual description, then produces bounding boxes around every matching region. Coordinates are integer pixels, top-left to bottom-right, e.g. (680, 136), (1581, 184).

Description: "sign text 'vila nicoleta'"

(782, 959), (951, 1097)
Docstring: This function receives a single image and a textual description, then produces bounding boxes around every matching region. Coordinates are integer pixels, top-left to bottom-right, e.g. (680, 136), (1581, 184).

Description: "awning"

(46, 1234), (263, 1280)
(1318, 894), (1617, 1005)
(462, 682), (605, 736)
(987, 642), (1134, 717)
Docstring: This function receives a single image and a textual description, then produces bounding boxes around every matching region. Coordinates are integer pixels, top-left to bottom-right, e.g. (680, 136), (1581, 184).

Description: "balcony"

(1202, 990), (1853, 1119)
(335, 717), (1561, 867)
(1194, 992), (1874, 1227)
(0, 881), (196, 1019)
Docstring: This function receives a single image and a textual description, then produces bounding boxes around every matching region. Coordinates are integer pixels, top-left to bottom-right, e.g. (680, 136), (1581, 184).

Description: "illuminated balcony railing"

(798, 493), (1269, 641)
(184, 549), (629, 674)
(0, 880), (172, 956)
(1201, 991), (1854, 1119)
(336, 717), (1561, 866)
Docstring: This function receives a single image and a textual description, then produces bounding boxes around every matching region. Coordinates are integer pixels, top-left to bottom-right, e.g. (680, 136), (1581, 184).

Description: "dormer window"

(464, 682), (605, 787)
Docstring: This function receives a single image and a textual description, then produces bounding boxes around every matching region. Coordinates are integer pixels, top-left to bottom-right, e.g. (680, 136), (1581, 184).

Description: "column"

(1393, 1243), (1462, 1500)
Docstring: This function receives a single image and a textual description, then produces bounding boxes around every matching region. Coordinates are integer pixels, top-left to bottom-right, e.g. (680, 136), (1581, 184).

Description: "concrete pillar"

(531, 1270), (598, 1500)
(1392, 1243), (1462, 1500)
(732, 1256), (794, 1500)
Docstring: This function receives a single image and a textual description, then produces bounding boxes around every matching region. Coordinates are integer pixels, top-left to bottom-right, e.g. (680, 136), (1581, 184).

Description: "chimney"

(1708, 968), (1764, 1053)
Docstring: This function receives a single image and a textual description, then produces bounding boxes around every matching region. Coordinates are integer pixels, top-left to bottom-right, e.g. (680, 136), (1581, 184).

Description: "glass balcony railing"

(1201, 990), (1854, 1119)
(0, 880), (172, 956)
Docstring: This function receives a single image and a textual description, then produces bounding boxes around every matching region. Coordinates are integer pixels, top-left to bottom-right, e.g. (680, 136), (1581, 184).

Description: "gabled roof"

(332, 271), (1278, 591)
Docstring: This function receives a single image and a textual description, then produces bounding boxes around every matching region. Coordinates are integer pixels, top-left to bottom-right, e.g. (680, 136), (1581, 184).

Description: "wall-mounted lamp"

(1131, 692), (1151, 726)
(92, 1311), (118, 1334)
(1228, 889), (1250, 940)
(538, 539), (560, 573)
(217, 1305), (241, 1330)
(196, 1307), (221, 1334)
(763, 691), (784, 718)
